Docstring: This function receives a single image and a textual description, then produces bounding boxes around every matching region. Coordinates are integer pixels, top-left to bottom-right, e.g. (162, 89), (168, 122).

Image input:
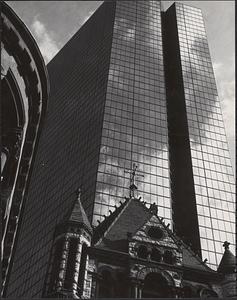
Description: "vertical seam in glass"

(130, 1), (138, 170)
(92, 2), (117, 221)
(160, 3), (172, 228)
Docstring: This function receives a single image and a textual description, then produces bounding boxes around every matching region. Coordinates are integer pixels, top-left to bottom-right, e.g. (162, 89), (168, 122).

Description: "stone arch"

(137, 266), (175, 286)
(199, 287), (218, 298)
(98, 265), (117, 280)
(2, 2), (49, 295)
(97, 265), (117, 298)
(138, 267), (175, 298)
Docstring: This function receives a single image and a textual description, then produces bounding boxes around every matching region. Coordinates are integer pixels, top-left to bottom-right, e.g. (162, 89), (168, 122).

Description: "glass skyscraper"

(5, 1), (235, 297)
(169, 2), (235, 270)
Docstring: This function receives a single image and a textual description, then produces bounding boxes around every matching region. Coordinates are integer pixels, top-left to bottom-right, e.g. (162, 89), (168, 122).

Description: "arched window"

(199, 288), (218, 298)
(150, 248), (162, 262)
(137, 245), (149, 259)
(98, 270), (115, 298)
(142, 273), (169, 298)
(163, 250), (176, 264)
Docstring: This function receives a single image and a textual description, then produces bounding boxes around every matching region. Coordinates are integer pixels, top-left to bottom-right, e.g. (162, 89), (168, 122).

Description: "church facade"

(42, 184), (236, 298)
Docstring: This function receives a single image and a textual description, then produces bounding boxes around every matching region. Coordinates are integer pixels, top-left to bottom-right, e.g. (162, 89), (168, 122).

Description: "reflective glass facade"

(93, 1), (171, 227)
(6, 3), (116, 297)
(174, 3), (235, 269)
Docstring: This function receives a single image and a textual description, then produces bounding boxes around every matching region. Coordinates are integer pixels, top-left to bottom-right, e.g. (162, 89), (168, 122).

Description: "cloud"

(213, 61), (235, 167)
(213, 62), (235, 135)
(31, 17), (59, 63)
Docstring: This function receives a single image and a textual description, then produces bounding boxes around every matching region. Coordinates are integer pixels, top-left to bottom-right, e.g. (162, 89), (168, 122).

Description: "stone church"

(43, 183), (236, 298)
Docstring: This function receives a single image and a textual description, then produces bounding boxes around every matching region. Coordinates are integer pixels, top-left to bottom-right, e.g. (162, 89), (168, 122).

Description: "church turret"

(218, 241), (236, 298)
(44, 189), (92, 298)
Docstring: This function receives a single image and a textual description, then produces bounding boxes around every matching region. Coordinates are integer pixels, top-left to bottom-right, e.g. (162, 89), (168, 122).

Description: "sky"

(7, 0), (235, 169)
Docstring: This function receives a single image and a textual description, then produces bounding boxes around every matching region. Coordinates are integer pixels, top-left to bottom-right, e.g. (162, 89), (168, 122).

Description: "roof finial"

(223, 241), (230, 250)
(124, 163), (144, 198)
(76, 187), (81, 201)
(149, 202), (158, 215)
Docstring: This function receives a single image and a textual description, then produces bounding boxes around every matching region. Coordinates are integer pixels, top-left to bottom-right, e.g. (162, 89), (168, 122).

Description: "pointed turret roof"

(66, 188), (93, 234)
(217, 241), (236, 274)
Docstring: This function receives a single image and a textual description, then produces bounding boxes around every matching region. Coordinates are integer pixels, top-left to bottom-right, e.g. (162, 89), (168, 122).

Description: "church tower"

(43, 190), (92, 298)
(217, 242), (236, 298)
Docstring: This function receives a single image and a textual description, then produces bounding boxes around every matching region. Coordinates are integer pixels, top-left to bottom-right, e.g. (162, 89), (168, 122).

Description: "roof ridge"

(166, 227), (215, 272)
(94, 198), (163, 247)
(151, 212), (215, 272)
(135, 198), (154, 214)
(93, 197), (129, 244)
(93, 197), (161, 248)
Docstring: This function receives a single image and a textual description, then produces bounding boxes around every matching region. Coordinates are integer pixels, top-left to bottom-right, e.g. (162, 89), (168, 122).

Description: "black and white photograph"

(1, 0), (235, 298)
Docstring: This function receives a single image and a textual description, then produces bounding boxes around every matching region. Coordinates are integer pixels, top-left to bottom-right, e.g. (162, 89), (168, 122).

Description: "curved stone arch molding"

(136, 266), (175, 286)
(97, 264), (117, 281)
(2, 2), (49, 294)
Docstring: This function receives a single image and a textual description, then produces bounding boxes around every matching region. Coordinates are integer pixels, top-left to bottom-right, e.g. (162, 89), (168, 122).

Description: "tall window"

(48, 238), (65, 293)
(78, 243), (88, 296)
(98, 270), (115, 298)
(64, 238), (78, 290)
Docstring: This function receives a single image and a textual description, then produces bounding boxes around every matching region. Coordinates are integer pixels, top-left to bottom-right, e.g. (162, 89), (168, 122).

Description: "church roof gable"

(95, 198), (152, 251)
(93, 197), (217, 273)
(130, 214), (179, 250)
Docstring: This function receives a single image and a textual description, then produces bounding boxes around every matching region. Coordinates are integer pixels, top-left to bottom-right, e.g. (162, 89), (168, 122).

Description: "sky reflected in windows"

(93, 1), (171, 228)
(176, 2), (235, 269)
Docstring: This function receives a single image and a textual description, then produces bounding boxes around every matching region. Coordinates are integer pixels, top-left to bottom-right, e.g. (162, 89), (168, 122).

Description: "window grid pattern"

(93, 1), (171, 226)
(176, 3), (235, 269)
(6, 3), (115, 297)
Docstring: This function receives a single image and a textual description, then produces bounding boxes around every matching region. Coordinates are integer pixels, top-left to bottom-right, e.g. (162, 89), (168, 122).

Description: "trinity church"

(43, 173), (236, 298)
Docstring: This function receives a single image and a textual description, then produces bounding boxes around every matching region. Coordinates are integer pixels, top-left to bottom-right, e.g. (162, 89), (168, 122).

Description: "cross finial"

(124, 163), (144, 198)
(149, 202), (158, 215)
(223, 241), (230, 250)
(131, 163), (138, 185)
(76, 187), (81, 201)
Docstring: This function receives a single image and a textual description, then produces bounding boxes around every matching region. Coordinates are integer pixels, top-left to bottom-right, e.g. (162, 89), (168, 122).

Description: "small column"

(72, 241), (82, 296)
(91, 273), (101, 298)
(56, 236), (70, 291)
(81, 253), (90, 298)
(170, 286), (179, 298)
(1, 148), (9, 173)
(137, 281), (144, 298)
(130, 279), (139, 298)
(90, 272), (97, 298)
